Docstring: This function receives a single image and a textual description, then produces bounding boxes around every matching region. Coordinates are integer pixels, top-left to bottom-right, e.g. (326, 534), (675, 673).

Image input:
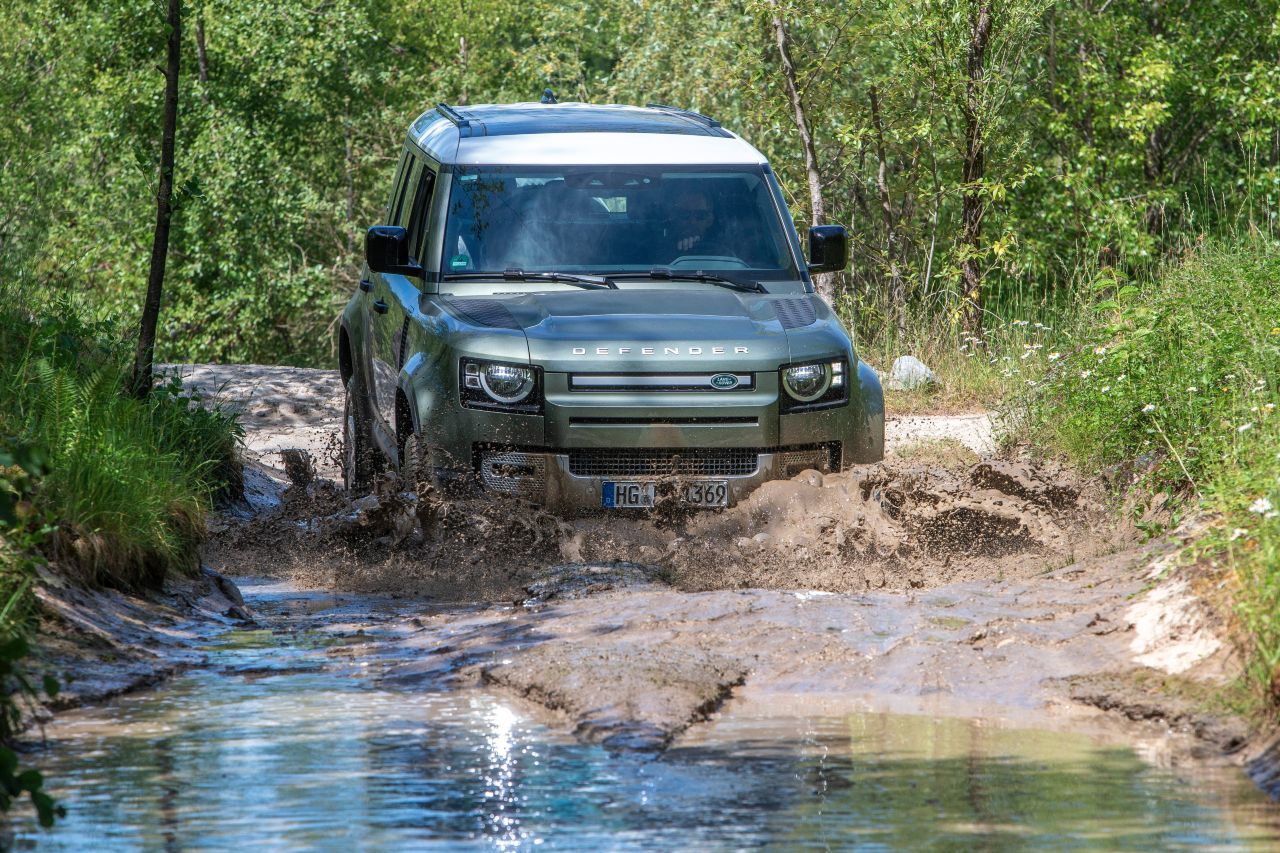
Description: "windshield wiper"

(442, 269), (618, 290)
(605, 268), (768, 294)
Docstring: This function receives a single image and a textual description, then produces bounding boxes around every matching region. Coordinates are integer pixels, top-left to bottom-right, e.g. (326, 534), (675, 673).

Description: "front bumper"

(472, 444), (841, 513)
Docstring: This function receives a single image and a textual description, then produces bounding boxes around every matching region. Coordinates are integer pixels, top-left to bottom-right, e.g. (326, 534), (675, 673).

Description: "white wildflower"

(1080, 370), (1092, 380)
(1229, 527), (1249, 542)
(1249, 497), (1274, 515)
(1094, 346), (1107, 356)
(1266, 403), (1276, 411)
(1225, 373), (1236, 380)
(1048, 352), (1061, 361)
(1142, 404), (1156, 413)
(1238, 423), (1254, 433)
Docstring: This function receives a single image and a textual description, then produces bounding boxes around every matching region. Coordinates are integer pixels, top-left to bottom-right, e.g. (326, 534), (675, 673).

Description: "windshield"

(440, 165), (800, 281)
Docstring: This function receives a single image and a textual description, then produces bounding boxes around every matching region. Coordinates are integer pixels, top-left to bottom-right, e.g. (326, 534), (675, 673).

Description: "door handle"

(372, 299), (389, 315)
(359, 278), (372, 292)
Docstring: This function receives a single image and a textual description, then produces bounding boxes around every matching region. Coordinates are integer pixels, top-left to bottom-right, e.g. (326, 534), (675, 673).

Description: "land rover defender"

(338, 100), (884, 511)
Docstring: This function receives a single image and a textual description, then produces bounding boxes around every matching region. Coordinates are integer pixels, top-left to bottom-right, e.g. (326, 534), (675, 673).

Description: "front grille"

(569, 373), (755, 392)
(567, 447), (760, 478)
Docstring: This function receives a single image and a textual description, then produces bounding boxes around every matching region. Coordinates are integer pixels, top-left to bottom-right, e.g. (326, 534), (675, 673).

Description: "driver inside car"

(669, 187), (729, 260)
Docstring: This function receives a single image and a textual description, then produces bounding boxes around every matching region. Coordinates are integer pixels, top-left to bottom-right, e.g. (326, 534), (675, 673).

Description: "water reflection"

(13, 585), (1279, 850)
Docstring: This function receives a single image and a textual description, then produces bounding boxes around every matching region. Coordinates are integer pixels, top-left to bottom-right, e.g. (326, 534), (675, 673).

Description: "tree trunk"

(868, 85), (905, 336)
(957, 4), (991, 333)
(343, 95), (355, 255)
(194, 14), (208, 91)
(770, 7), (831, 301)
(458, 34), (469, 105)
(130, 0), (181, 399)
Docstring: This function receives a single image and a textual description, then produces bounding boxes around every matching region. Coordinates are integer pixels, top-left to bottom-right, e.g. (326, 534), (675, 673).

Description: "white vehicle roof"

(409, 102), (768, 167)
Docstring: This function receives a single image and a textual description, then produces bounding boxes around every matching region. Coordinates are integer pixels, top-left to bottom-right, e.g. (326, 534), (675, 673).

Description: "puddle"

(12, 580), (1279, 850)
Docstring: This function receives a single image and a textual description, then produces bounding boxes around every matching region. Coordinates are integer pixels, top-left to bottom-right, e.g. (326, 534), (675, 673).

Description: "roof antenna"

(540, 88), (558, 104)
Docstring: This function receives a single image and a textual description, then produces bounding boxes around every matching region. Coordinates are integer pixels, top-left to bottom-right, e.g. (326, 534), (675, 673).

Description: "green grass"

(1024, 240), (1280, 713)
(0, 287), (242, 589)
(840, 281), (1084, 414)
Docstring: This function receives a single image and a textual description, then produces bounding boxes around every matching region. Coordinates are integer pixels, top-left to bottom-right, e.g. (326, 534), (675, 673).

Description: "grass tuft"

(0, 285), (242, 589)
(1023, 240), (1280, 714)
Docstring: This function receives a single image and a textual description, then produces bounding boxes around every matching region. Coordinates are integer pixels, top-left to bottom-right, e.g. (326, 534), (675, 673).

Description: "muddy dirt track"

(175, 364), (1278, 788)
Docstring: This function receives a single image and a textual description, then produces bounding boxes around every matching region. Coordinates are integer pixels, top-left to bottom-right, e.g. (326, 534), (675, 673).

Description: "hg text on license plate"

(602, 480), (729, 509)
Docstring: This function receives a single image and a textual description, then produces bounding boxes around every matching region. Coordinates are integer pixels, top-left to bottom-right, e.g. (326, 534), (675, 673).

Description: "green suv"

(338, 101), (884, 510)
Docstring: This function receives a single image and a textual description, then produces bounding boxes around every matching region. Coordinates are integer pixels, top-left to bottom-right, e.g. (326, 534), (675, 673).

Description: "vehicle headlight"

(462, 359), (539, 409)
(780, 359), (848, 411)
(783, 363), (832, 402)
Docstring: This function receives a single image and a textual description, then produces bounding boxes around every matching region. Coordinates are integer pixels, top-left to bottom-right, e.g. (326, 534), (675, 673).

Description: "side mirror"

(808, 224), (848, 274)
(366, 226), (423, 276)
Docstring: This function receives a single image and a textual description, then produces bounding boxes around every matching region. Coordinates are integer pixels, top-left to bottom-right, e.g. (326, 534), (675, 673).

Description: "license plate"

(602, 480), (729, 509)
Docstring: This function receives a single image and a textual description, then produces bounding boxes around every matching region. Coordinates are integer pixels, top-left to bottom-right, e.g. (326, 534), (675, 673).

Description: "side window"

(386, 151), (410, 222)
(406, 168), (437, 264)
(394, 158), (423, 229)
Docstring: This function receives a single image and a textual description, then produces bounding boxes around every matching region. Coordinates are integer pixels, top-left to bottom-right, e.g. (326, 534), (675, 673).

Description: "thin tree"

(957, 4), (992, 333)
(769, 5), (831, 301)
(130, 0), (182, 399)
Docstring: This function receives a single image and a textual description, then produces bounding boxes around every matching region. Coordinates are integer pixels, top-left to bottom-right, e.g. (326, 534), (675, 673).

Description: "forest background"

(3, 0), (1278, 368)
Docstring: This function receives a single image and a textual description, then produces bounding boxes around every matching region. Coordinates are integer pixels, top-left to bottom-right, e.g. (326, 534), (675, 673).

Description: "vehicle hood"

(438, 289), (854, 372)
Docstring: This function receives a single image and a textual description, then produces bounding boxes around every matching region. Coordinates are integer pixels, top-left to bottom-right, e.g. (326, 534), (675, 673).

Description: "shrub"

(1026, 241), (1280, 710)
(0, 290), (242, 588)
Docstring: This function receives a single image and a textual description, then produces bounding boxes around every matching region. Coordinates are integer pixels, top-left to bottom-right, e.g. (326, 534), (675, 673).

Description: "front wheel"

(342, 375), (382, 494)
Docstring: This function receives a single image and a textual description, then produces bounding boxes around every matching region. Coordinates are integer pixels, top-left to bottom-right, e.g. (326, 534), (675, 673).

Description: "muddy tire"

(343, 375), (382, 495)
(398, 430), (431, 490)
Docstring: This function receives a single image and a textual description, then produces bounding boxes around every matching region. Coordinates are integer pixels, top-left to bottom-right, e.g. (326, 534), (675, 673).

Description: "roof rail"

(436, 102), (473, 136)
(645, 103), (729, 135)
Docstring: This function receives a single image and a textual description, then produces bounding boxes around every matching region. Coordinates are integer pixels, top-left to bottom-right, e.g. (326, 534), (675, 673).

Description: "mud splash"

(207, 450), (1109, 602)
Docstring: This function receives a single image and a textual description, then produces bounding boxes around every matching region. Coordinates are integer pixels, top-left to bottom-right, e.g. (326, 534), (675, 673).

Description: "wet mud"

(180, 364), (1275, 788)
(209, 452), (1110, 603)
(32, 566), (252, 715)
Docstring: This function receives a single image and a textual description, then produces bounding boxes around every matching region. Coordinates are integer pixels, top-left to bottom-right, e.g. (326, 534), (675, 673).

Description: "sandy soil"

(179, 364), (1276, 791)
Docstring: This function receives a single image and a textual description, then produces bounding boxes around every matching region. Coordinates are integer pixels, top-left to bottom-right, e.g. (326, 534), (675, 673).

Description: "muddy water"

(16, 581), (1280, 850)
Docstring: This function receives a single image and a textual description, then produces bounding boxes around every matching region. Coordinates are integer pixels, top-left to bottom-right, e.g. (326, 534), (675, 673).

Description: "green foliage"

(0, 280), (243, 588)
(1026, 245), (1280, 488)
(0, 446), (64, 829)
(2, 0), (1276, 366)
(1027, 241), (1280, 709)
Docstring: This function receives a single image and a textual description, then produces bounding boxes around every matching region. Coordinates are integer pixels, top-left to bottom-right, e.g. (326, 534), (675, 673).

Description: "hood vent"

(443, 298), (522, 330)
(772, 297), (817, 329)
